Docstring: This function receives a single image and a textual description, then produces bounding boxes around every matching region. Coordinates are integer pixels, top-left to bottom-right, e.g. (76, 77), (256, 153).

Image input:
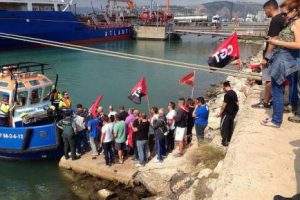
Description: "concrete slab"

(59, 152), (138, 185)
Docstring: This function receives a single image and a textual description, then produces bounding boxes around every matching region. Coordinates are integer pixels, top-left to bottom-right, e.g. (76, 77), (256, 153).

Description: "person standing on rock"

(218, 81), (239, 146)
(166, 101), (177, 153)
(261, 0), (300, 127)
(101, 115), (114, 166)
(152, 108), (168, 163)
(87, 114), (101, 159)
(174, 98), (189, 157)
(134, 113), (150, 167)
(113, 114), (126, 164)
(252, 0), (286, 110)
(186, 98), (195, 145)
(57, 115), (79, 160)
(193, 97), (209, 144)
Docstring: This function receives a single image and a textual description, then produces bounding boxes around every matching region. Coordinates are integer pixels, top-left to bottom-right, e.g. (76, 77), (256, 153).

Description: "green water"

(0, 36), (261, 200)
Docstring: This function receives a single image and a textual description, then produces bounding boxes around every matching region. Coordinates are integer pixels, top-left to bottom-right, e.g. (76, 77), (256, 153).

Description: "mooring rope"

(0, 32), (253, 75)
(0, 32), (261, 80)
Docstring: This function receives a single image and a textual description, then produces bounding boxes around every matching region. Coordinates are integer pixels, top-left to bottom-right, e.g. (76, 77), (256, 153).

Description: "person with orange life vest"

(0, 95), (14, 127)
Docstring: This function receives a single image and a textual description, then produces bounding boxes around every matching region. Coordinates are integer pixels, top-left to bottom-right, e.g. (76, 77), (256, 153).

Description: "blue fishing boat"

(0, 0), (133, 50)
(0, 62), (63, 160)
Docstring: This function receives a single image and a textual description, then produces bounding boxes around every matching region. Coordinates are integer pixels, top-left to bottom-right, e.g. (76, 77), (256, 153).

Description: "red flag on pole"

(208, 32), (240, 68)
(89, 95), (103, 118)
(128, 77), (148, 104)
(179, 71), (195, 87)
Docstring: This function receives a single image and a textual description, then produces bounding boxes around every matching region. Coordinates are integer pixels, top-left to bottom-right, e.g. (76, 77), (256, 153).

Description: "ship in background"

(0, 0), (135, 50)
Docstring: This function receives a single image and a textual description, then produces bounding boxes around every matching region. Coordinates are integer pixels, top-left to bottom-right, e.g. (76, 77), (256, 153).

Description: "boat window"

(30, 88), (42, 104)
(42, 85), (52, 101)
(0, 81), (8, 88)
(0, 92), (9, 102)
(29, 80), (40, 87)
(16, 91), (28, 107)
(17, 82), (25, 89)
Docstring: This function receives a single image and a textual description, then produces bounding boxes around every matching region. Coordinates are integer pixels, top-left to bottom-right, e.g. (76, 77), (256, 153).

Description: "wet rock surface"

(60, 169), (152, 200)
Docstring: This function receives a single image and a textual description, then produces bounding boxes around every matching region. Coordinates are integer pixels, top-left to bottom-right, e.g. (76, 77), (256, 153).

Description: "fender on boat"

(21, 128), (33, 150)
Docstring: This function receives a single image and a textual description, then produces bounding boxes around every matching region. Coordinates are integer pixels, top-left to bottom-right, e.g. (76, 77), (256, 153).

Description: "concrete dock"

(59, 153), (138, 185)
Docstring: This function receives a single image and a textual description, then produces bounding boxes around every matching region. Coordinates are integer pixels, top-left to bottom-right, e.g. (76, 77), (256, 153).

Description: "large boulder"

(97, 189), (115, 200)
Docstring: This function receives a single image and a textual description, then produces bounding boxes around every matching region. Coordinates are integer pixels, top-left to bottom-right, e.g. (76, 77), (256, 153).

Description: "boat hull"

(0, 11), (133, 50)
(0, 124), (63, 160)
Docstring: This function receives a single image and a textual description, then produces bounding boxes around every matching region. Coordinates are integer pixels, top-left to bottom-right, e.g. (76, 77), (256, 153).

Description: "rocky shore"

(59, 73), (250, 200)
(58, 47), (300, 200)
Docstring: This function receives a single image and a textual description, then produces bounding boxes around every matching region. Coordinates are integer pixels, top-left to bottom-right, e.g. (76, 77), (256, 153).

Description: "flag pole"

(191, 70), (196, 98)
(146, 95), (151, 113)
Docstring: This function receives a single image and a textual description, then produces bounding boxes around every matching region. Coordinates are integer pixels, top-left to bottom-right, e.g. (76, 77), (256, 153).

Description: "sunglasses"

(282, 9), (296, 17)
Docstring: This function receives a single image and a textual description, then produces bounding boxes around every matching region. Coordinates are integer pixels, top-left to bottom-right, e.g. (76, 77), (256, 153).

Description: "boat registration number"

(0, 133), (24, 140)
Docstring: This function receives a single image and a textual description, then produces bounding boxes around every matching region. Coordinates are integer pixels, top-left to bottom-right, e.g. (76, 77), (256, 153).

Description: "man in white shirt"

(166, 101), (177, 152)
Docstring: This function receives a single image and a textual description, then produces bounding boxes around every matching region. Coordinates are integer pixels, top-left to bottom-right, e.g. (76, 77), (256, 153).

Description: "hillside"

(202, 1), (263, 18)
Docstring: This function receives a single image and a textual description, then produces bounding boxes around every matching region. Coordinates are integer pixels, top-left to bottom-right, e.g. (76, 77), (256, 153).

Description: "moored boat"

(0, 0), (133, 50)
(0, 62), (63, 160)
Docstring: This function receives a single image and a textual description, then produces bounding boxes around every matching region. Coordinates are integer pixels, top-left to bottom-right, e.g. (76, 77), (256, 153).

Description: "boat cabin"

(0, 62), (55, 127)
(0, 0), (68, 11)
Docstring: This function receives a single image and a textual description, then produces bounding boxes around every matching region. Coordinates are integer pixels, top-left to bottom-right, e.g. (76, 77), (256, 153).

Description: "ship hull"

(0, 124), (63, 160)
(0, 11), (133, 50)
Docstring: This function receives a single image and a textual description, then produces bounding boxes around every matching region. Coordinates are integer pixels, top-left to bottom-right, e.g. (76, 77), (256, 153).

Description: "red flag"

(179, 71), (195, 86)
(89, 95), (103, 118)
(128, 77), (148, 104)
(208, 32), (240, 68)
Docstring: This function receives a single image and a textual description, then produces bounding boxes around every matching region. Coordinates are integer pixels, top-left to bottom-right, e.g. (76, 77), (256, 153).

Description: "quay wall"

(134, 26), (167, 40)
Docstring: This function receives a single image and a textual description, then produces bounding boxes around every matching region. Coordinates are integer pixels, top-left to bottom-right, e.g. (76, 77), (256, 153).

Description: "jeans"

(195, 124), (207, 142)
(297, 71), (300, 116)
(89, 137), (98, 155)
(290, 71), (300, 116)
(103, 141), (114, 165)
(155, 134), (166, 161)
(136, 140), (148, 165)
(75, 130), (89, 154)
(271, 77), (285, 126)
(63, 134), (76, 159)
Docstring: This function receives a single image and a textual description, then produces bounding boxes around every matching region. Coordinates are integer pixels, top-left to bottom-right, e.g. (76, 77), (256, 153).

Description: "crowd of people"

(57, 80), (239, 167)
(54, 0), (300, 168)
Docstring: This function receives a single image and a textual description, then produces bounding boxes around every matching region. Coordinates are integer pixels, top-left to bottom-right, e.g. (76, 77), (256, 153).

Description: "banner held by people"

(208, 32), (240, 69)
(179, 71), (196, 98)
(128, 76), (148, 104)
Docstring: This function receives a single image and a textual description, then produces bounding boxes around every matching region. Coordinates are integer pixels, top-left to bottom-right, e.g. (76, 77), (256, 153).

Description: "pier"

(172, 22), (269, 39)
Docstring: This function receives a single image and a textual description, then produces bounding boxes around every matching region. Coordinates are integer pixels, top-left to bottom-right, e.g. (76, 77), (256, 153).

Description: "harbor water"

(0, 36), (261, 200)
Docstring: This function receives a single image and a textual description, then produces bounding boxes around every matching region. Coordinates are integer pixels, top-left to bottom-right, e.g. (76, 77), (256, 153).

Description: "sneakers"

(251, 101), (271, 109)
(288, 115), (300, 123)
(260, 119), (280, 128)
(135, 163), (144, 167)
(154, 159), (163, 163)
(173, 153), (183, 158)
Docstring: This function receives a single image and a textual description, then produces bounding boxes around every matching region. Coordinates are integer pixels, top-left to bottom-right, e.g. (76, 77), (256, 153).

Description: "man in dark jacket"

(174, 98), (188, 157)
(57, 116), (79, 160)
(153, 108), (167, 163)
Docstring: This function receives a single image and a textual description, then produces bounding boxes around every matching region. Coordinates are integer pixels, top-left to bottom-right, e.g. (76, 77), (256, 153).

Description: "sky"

(74, 0), (263, 7)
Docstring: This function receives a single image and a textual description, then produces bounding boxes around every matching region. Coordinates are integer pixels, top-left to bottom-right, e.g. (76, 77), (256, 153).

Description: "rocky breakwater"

(134, 73), (253, 200)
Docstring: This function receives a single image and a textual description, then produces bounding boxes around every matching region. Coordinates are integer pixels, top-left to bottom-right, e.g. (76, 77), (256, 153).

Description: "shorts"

(115, 142), (126, 151)
(262, 67), (271, 83)
(175, 127), (186, 142)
